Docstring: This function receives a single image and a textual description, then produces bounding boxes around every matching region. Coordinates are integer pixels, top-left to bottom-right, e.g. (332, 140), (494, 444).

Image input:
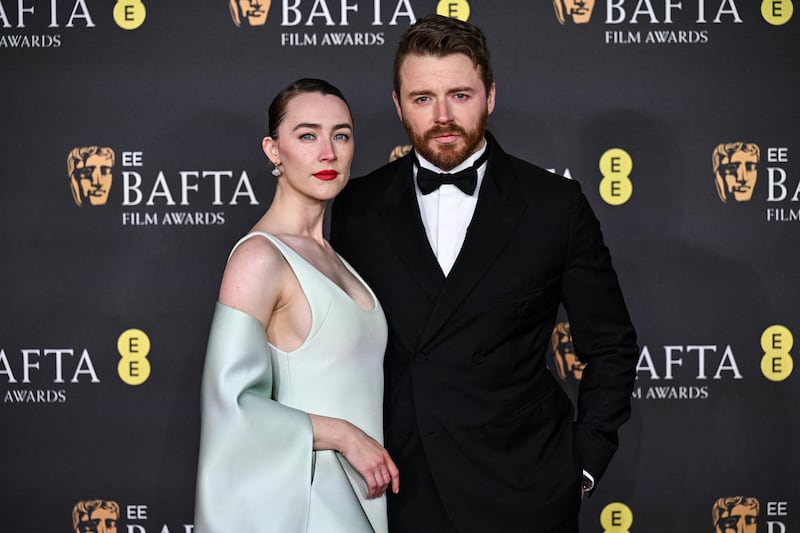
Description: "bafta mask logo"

(72, 499), (120, 533)
(389, 145), (412, 162)
(67, 146), (115, 207)
(553, 0), (595, 24)
(713, 496), (759, 533)
(712, 142), (760, 203)
(229, 0), (271, 27)
(551, 322), (586, 382)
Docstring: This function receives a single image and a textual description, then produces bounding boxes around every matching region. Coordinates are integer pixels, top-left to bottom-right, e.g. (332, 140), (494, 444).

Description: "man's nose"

(434, 100), (453, 125)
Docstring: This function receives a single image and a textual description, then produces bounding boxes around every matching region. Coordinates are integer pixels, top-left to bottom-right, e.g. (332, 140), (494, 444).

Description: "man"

(712, 142), (760, 203)
(67, 146), (115, 206)
(553, 0), (596, 25)
(713, 496), (759, 533)
(72, 499), (119, 533)
(331, 14), (637, 532)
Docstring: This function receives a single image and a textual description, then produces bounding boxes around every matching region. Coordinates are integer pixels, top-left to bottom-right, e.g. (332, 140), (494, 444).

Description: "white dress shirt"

(413, 140), (489, 276)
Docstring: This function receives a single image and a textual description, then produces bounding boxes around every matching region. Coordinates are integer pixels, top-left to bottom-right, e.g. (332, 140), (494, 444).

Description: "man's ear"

(392, 91), (403, 121)
(487, 82), (496, 115)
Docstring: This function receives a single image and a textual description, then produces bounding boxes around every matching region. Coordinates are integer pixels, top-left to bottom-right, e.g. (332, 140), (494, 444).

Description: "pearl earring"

(271, 162), (282, 177)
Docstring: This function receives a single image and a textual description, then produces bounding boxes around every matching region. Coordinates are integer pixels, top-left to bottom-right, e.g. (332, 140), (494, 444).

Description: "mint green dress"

(194, 232), (388, 533)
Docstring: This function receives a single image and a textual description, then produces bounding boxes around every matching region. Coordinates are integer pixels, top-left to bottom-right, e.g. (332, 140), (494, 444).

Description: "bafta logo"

(72, 499), (120, 533)
(67, 146), (115, 206)
(713, 496), (759, 533)
(712, 142), (760, 203)
(551, 322), (586, 382)
(553, 0), (595, 24)
(389, 145), (412, 162)
(229, 0), (271, 27)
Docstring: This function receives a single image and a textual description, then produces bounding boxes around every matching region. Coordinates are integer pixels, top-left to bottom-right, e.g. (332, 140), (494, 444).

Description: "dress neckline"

(245, 231), (378, 313)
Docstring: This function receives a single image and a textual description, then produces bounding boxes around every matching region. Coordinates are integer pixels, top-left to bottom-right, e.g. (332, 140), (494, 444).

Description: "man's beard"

(403, 109), (488, 171)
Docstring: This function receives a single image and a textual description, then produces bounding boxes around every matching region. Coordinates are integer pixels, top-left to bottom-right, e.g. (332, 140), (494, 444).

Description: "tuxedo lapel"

(379, 156), (445, 304)
(419, 139), (526, 347)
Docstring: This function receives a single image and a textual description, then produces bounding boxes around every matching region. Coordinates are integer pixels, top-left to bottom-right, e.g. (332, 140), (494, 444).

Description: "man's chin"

(422, 143), (468, 170)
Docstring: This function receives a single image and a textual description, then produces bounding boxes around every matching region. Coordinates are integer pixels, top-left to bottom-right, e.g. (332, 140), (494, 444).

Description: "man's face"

(237, 0), (269, 26)
(72, 153), (113, 205)
(555, 0), (595, 24)
(393, 53), (495, 171)
(718, 150), (758, 201)
(75, 508), (118, 533)
(715, 504), (757, 533)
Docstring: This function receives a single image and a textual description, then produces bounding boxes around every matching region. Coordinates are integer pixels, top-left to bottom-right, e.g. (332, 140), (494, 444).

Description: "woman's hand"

(310, 415), (400, 499)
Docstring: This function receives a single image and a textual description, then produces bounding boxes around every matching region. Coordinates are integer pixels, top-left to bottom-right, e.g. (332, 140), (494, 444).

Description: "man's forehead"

(398, 54), (483, 92)
(400, 53), (478, 76)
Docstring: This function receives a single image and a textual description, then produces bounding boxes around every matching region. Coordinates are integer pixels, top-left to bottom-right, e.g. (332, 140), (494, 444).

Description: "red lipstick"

(313, 170), (338, 181)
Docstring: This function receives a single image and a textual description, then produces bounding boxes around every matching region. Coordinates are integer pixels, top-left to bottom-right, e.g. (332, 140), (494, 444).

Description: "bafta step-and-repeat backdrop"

(1, 0), (798, 531)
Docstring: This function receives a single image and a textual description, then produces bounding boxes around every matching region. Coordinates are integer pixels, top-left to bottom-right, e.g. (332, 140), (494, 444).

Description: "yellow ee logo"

(761, 0), (794, 25)
(114, 0), (146, 30)
(601, 502), (633, 532)
(117, 328), (152, 385)
(437, 0), (470, 21)
(760, 324), (794, 381)
(599, 148), (633, 206)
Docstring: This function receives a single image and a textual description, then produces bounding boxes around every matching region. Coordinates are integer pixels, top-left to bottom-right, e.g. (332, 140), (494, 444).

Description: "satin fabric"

(195, 233), (389, 533)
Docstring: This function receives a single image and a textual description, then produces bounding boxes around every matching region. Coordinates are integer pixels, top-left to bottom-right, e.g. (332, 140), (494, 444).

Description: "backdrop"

(1, 1), (798, 531)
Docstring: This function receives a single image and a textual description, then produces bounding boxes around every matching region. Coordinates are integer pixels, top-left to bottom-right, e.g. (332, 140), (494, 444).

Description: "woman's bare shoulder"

(218, 235), (289, 324)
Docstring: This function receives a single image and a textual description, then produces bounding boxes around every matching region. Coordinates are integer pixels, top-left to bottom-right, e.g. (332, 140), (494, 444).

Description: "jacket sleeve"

(560, 182), (638, 483)
(194, 302), (313, 533)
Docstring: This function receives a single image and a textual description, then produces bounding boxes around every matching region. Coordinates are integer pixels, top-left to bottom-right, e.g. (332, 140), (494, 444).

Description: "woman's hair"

(266, 78), (351, 138)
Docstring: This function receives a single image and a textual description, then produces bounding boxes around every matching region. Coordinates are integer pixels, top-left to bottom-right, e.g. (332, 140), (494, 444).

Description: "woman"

(194, 79), (398, 533)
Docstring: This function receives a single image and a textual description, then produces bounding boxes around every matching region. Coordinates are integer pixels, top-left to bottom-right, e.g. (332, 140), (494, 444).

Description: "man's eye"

(415, 96), (430, 103)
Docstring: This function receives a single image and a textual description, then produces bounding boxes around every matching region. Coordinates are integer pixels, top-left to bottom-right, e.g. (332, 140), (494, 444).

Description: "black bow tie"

(414, 149), (490, 196)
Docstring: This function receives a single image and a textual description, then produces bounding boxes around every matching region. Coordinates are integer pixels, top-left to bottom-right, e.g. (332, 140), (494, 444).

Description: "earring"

(271, 162), (282, 177)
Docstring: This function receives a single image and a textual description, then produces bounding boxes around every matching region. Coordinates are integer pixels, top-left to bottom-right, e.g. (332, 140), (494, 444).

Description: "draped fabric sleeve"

(194, 302), (314, 533)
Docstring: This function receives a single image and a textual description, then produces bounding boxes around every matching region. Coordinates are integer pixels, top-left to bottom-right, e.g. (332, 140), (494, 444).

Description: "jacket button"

(414, 353), (428, 364)
(473, 352), (485, 364)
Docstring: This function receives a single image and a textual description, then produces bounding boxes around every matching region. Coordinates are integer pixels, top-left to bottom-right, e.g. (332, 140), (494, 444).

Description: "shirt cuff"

(582, 470), (595, 492)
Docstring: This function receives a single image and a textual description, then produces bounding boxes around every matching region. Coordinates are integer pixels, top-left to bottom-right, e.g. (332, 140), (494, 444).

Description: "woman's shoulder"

(226, 233), (291, 281)
(218, 233), (290, 322)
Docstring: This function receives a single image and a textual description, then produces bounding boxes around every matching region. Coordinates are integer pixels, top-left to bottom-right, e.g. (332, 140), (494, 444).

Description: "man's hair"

(72, 499), (120, 531)
(712, 496), (759, 528)
(393, 14), (493, 95)
(266, 78), (351, 139)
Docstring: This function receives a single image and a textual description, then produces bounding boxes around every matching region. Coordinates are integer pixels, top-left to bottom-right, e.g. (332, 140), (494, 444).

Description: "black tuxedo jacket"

(331, 133), (637, 532)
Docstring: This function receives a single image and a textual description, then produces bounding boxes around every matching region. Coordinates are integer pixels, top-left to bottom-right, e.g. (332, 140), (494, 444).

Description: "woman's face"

(264, 92), (354, 202)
